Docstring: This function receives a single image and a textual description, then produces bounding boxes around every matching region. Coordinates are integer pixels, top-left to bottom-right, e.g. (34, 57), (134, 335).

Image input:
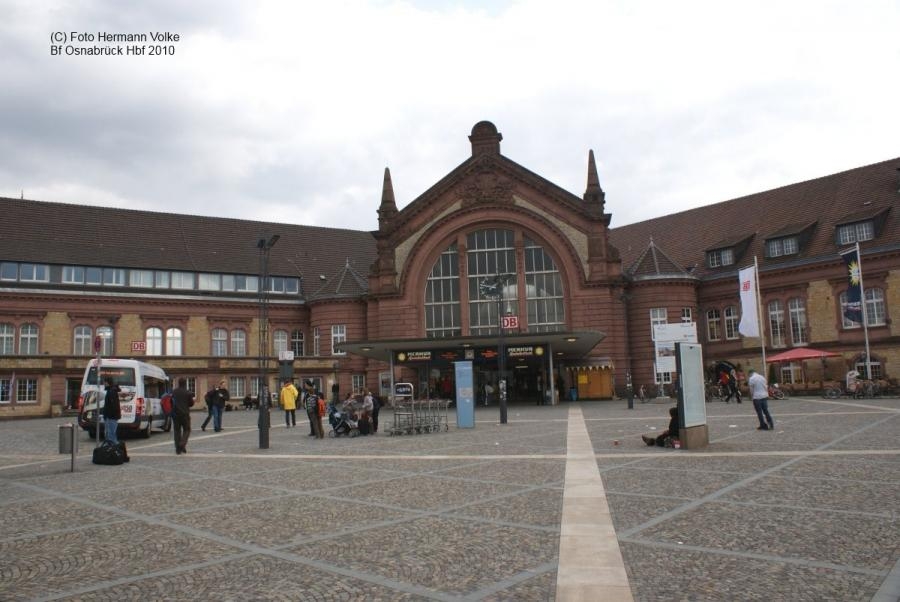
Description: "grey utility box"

(58, 423), (76, 454)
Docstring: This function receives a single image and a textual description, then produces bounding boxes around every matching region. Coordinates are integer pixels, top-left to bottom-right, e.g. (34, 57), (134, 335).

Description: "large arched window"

(146, 327), (163, 355)
(0, 324), (14, 355)
(424, 243), (461, 338)
(231, 329), (246, 356)
(788, 298), (808, 345)
(840, 288), (886, 329)
(211, 328), (228, 356)
(272, 329), (288, 354)
(97, 326), (114, 356)
(165, 327), (183, 356)
(423, 228), (565, 338)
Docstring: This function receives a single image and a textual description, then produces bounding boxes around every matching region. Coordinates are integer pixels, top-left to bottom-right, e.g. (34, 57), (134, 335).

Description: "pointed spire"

(377, 167), (398, 232)
(583, 149), (606, 206)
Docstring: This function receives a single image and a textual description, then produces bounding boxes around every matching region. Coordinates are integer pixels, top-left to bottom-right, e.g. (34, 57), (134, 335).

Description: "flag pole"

(754, 256), (767, 370)
(856, 242), (873, 379)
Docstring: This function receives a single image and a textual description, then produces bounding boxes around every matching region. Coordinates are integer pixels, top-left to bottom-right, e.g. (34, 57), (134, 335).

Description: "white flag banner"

(738, 265), (759, 337)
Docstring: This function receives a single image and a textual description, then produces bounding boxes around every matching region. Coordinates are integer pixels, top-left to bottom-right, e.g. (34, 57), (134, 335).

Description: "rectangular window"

(63, 266), (85, 284)
(681, 308), (692, 324)
(19, 325), (38, 355)
(331, 325), (346, 355)
(352, 374), (366, 395)
(130, 270), (154, 287)
(211, 328), (227, 357)
(170, 272), (195, 289)
(17, 378), (38, 402)
(155, 271), (170, 288)
(231, 330), (246, 356)
(706, 309), (721, 341)
(707, 248), (734, 268)
(768, 300), (786, 348)
(19, 263), (49, 282)
(724, 306), (739, 340)
(198, 273), (221, 291)
(650, 308), (666, 341)
(229, 376), (246, 398)
(0, 378), (10, 402)
(313, 327), (320, 356)
(788, 298), (808, 345)
(103, 268), (125, 286)
(780, 363), (802, 385)
(284, 278), (299, 294)
(85, 267), (102, 285)
(0, 325), (15, 355)
(0, 262), (17, 281)
(767, 237), (798, 257)
(185, 377), (197, 395)
(837, 221), (875, 245)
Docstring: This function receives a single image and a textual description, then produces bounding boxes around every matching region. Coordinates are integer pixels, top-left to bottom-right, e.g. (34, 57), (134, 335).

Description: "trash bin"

(58, 423), (75, 454)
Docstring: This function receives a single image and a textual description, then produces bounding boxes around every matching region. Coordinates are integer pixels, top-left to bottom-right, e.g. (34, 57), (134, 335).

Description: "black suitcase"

(92, 441), (125, 466)
(358, 417), (371, 436)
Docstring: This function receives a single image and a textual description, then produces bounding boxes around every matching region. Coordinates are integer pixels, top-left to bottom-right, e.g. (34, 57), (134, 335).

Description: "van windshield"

(86, 367), (136, 387)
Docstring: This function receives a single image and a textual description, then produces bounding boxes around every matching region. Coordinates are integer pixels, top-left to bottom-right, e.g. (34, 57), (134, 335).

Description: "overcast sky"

(2, 0), (899, 233)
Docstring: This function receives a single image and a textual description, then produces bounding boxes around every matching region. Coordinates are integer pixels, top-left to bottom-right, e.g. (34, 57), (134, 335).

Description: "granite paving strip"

(556, 405), (633, 601)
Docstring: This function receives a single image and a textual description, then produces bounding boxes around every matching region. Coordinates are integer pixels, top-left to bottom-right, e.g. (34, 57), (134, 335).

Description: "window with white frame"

(74, 326), (92, 355)
(229, 376), (246, 398)
(102, 268), (125, 286)
(0, 263), (17, 280)
(780, 363), (802, 384)
(788, 298), (808, 345)
(654, 364), (673, 385)
(650, 308), (666, 341)
(19, 263), (49, 282)
(0, 378), (10, 402)
(767, 237), (799, 257)
(155, 271), (170, 288)
(97, 326), (114, 355)
(198, 273), (221, 291)
(63, 266), (85, 284)
(331, 325), (346, 355)
(0, 324), (14, 355)
(768, 300), (786, 348)
(17, 378), (38, 402)
(524, 237), (565, 333)
(681, 308), (692, 324)
(146, 327), (163, 355)
(273, 330), (288, 354)
(184, 377), (196, 395)
(231, 329), (246, 356)
(130, 270), (154, 287)
(165, 327), (183, 355)
(467, 229), (518, 335)
(425, 243), (461, 338)
(724, 306), (739, 340)
(170, 272), (195, 289)
(841, 288), (887, 328)
(352, 374), (366, 395)
(837, 221), (874, 245)
(85, 267), (102, 285)
(854, 359), (882, 380)
(707, 248), (734, 268)
(291, 330), (304, 356)
(19, 323), (38, 355)
(211, 328), (228, 356)
(313, 327), (320, 356)
(706, 309), (721, 341)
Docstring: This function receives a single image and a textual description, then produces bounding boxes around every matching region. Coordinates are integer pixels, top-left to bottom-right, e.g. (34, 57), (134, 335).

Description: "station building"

(1, 121), (898, 418)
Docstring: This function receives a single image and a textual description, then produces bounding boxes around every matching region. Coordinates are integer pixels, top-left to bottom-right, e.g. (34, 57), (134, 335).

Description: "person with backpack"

(171, 377), (195, 454)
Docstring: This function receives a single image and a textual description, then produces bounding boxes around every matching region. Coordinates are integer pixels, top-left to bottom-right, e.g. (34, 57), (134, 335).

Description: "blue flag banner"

(841, 247), (863, 324)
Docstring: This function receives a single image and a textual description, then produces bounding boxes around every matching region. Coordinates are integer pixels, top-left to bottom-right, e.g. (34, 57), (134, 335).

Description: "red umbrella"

(766, 348), (840, 363)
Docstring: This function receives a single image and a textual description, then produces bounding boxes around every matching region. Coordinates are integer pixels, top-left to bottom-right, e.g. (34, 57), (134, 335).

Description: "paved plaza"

(1, 396), (899, 601)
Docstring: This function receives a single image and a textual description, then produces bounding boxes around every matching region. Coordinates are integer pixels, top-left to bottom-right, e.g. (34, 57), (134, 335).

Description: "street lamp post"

(257, 234), (279, 449)
(480, 274), (511, 424)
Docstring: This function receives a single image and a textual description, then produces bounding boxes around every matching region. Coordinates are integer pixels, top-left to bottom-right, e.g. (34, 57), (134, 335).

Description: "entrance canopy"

(338, 330), (605, 363)
(766, 348), (840, 363)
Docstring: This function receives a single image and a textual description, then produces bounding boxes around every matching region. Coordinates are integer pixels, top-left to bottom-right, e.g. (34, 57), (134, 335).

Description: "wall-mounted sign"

(501, 315), (519, 329)
(131, 340), (146, 353)
(396, 351), (433, 362)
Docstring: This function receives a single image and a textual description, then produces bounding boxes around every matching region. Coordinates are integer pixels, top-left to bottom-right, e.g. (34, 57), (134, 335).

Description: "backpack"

(317, 397), (326, 417)
(160, 393), (174, 417)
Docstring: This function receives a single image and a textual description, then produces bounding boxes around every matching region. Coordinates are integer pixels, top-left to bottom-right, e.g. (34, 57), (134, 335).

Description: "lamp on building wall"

(480, 274), (512, 424)
(257, 234), (279, 449)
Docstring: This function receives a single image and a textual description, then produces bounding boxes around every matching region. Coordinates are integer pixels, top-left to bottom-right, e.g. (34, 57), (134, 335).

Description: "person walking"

(366, 390), (381, 434)
(747, 368), (775, 431)
(171, 377), (195, 454)
(209, 379), (230, 432)
(303, 380), (323, 438)
(102, 377), (122, 445)
(201, 387), (214, 431)
(280, 379), (299, 428)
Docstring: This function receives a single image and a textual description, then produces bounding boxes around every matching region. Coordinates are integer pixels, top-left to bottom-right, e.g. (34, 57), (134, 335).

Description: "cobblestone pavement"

(1, 396), (898, 601)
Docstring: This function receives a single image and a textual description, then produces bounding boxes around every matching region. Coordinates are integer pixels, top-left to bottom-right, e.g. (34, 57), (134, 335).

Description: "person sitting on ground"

(642, 406), (680, 447)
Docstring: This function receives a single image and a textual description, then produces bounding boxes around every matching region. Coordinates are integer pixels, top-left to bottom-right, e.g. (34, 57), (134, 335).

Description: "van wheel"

(142, 420), (152, 438)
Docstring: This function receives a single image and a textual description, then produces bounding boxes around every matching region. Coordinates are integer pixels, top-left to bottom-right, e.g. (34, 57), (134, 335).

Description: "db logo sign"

(131, 341), (146, 353)
(501, 315), (519, 329)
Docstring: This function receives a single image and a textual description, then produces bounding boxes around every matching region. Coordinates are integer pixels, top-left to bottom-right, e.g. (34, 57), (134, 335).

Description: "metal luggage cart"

(389, 402), (415, 436)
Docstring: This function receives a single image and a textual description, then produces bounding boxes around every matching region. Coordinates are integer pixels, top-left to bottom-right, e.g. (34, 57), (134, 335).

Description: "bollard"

(58, 423), (77, 472)
(258, 400), (270, 449)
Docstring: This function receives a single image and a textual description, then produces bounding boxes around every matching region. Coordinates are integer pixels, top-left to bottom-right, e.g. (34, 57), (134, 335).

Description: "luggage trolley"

(389, 382), (415, 436)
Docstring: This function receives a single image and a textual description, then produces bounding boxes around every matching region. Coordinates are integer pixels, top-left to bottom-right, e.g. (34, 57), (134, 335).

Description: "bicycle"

(768, 384), (787, 400)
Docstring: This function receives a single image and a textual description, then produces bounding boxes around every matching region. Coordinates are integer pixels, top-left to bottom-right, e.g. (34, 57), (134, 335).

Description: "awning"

(766, 347), (840, 363)
(338, 330), (605, 362)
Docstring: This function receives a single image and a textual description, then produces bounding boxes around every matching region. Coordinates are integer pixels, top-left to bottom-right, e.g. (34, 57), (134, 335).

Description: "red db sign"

(501, 316), (519, 329)
(131, 341), (146, 353)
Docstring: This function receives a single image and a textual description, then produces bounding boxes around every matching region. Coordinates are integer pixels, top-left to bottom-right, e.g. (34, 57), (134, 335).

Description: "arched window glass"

(231, 329), (246, 356)
(524, 237), (564, 333)
(467, 229), (517, 336)
(211, 328), (228, 356)
(74, 325), (92, 355)
(97, 326), (114, 356)
(166, 327), (183, 356)
(273, 329), (288, 354)
(768, 300), (786, 348)
(0, 324), (14, 355)
(425, 243), (461, 338)
(19, 323), (38, 355)
(146, 327), (163, 355)
(788, 298), (807, 345)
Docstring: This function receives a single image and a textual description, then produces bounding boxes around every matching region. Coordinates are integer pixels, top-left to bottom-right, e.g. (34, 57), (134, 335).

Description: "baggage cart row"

(388, 399), (450, 435)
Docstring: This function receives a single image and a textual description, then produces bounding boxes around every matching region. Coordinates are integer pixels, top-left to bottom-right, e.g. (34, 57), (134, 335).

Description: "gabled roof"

(609, 157), (900, 279)
(628, 238), (696, 280)
(309, 258), (369, 302)
(0, 197), (377, 297)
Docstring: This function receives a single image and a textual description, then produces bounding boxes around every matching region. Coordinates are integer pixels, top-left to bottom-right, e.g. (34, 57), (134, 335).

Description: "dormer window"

(836, 220), (874, 245)
(766, 236), (799, 258)
(707, 248), (734, 268)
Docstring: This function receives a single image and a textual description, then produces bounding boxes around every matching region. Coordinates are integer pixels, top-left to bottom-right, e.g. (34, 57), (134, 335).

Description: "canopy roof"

(766, 347), (840, 363)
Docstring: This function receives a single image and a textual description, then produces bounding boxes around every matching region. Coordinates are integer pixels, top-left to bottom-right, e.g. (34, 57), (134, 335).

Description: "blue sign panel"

(454, 361), (474, 428)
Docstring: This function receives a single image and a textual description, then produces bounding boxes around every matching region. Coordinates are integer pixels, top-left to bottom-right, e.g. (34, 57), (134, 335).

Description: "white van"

(77, 358), (171, 438)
